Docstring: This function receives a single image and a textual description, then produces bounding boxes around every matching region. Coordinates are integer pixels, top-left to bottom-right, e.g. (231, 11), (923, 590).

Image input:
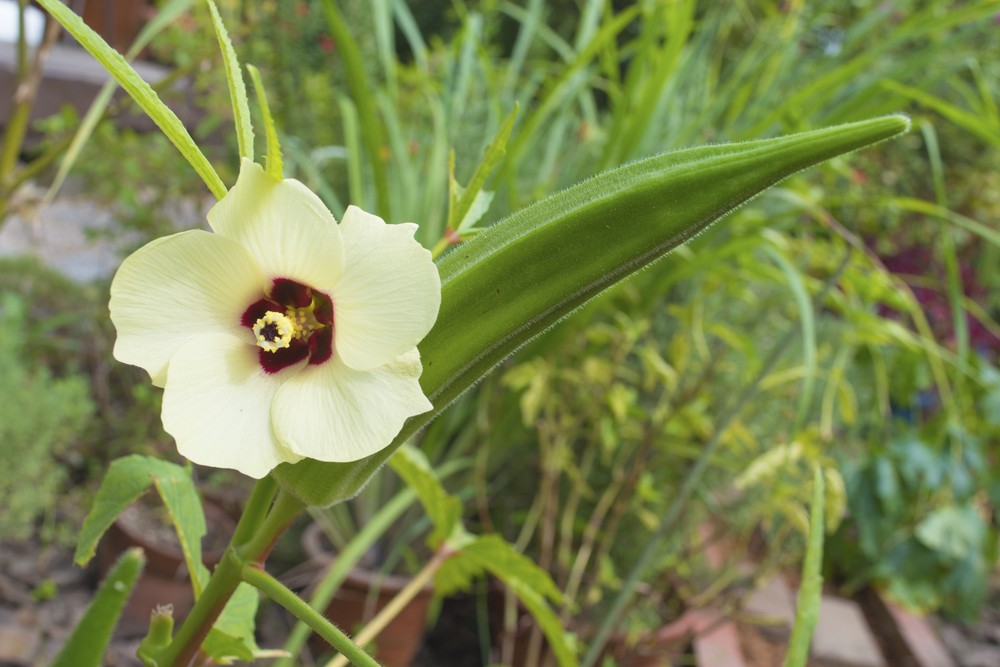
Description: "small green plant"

(0, 293), (93, 542)
(828, 424), (998, 620)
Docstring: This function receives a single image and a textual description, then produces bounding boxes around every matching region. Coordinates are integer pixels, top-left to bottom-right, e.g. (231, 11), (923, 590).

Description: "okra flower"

(110, 160), (440, 478)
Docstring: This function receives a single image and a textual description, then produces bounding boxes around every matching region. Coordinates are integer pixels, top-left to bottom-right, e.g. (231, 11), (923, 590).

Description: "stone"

(744, 574), (797, 638)
(812, 595), (886, 667)
(0, 622), (41, 665)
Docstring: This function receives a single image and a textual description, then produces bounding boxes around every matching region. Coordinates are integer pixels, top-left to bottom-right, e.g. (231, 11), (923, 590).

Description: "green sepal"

(51, 548), (145, 667)
(272, 115), (910, 507)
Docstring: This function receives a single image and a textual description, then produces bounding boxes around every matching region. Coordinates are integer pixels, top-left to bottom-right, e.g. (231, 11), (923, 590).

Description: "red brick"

(690, 609), (748, 667)
(885, 603), (957, 667)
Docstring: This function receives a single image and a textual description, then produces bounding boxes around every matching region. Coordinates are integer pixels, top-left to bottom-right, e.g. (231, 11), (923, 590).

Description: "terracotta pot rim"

(113, 497), (234, 563)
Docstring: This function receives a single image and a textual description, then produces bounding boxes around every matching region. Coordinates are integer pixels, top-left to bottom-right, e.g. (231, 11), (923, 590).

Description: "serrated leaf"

(36, 0), (227, 198)
(75, 455), (198, 566)
(51, 548), (145, 667)
(388, 445), (462, 548)
(45, 0), (196, 202)
(152, 472), (208, 597)
(443, 535), (575, 667)
(273, 116), (911, 507)
(206, 0), (254, 161)
(247, 64), (282, 179)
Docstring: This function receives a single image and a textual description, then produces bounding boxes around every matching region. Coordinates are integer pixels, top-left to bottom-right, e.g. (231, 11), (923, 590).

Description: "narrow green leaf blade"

(36, 0), (227, 199)
(51, 548), (145, 667)
(449, 104), (518, 232)
(247, 64), (282, 179)
(206, 0), (254, 161)
(273, 115), (910, 507)
(783, 465), (826, 667)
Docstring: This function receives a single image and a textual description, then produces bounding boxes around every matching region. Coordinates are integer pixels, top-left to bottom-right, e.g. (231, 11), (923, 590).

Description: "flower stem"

(159, 548), (244, 667)
(240, 564), (382, 667)
(324, 548), (445, 667)
(237, 488), (305, 563)
(159, 483), (305, 666)
(228, 475), (277, 549)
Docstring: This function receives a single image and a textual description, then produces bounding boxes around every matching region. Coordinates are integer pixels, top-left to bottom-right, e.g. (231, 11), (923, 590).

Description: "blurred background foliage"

(7, 0), (1000, 652)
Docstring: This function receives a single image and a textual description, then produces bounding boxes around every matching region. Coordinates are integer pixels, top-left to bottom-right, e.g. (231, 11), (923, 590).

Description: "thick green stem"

(236, 488), (305, 563)
(160, 485), (305, 667)
(228, 476), (277, 549)
(159, 549), (245, 667)
(241, 565), (382, 667)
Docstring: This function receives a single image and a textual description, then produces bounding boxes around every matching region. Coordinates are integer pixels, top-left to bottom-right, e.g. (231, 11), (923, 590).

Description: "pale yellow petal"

(208, 159), (344, 290)
(332, 206), (441, 370)
(271, 348), (431, 462)
(162, 334), (304, 478)
(110, 230), (265, 387)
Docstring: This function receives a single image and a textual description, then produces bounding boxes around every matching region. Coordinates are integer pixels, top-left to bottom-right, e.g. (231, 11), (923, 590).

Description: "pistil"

(253, 311), (296, 352)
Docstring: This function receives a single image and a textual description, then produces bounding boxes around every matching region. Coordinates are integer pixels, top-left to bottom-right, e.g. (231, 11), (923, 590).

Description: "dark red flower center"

(241, 277), (334, 374)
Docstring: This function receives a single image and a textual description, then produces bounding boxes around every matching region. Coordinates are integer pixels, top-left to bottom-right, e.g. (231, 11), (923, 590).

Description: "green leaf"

(783, 465), (825, 667)
(202, 582), (261, 663)
(437, 535), (575, 667)
(448, 104), (518, 231)
(273, 115), (911, 507)
(915, 505), (984, 560)
(206, 0), (254, 162)
(387, 445), (462, 548)
(247, 64), (283, 179)
(51, 548), (145, 667)
(153, 473), (208, 598)
(36, 0), (227, 199)
(74, 456), (206, 601)
(75, 455), (190, 564)
(44, 0), (196, 203)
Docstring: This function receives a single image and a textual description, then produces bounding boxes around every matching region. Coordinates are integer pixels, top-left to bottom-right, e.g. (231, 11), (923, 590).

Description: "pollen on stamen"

(252, 311), (296, 352)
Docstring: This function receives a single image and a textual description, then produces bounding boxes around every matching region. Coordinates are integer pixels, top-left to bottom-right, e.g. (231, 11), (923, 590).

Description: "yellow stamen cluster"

(286, 304), (323, 339)
(253, 311), (296, 352)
